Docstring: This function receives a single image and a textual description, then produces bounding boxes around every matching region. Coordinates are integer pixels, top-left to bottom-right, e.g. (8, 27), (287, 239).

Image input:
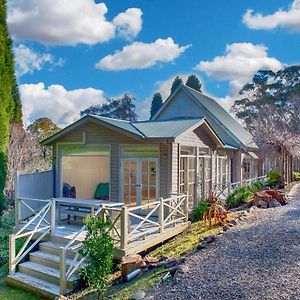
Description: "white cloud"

(7, 0), (142, 45)
(20, 83), (106, 127)
(196, 42), (282, 93)
(96, 37), (191, 71)
(14, 44), (64, 77)
(243, 0), (300, 32)
(113, 8), (143, 41)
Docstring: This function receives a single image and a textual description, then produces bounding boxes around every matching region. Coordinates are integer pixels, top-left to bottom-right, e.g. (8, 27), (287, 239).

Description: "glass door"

(122, 160), (137, 207)
(141, 159), (158, 206)
(122, 159), (158, 207)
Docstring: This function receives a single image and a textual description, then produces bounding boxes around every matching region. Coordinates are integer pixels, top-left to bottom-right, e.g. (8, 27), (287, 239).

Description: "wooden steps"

(7, 240), (78, 299)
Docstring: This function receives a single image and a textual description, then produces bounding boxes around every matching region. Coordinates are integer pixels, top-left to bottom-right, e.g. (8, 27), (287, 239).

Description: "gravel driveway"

(146, 184), (300, 300)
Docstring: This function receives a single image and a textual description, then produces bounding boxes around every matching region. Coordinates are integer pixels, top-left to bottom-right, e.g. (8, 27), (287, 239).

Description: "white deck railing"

(58, 194), (189, 295)
(213, 175), (267, 199)
(9, 201), (54, 275)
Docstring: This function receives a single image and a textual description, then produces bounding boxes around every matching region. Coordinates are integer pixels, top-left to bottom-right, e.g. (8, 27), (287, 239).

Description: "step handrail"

(9, 200), (52, 275)
(59, 205), (104, 295)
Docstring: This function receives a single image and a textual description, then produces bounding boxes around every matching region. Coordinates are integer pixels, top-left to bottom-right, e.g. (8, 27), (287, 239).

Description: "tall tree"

(170, 76), (183, 94)
(185, 74), (202, 92)
(0, 0), (22, 212)
(81, 93), (138, 121)
(232, 66), (300, 185)
(150, 92), (163, 119)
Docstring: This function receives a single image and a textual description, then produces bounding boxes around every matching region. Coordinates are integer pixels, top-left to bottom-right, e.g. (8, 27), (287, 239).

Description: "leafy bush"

(226, 186), (254, 209)
(80, 216), (115, 300)
(293, 172), (300, 181)
(192, 199), (211, 222)
(267, 169), (280, 187)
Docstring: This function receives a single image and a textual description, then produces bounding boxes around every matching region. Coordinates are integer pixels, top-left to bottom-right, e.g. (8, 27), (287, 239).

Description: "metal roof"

(160, 84), (257, 149)
(92, 115), (205, 139)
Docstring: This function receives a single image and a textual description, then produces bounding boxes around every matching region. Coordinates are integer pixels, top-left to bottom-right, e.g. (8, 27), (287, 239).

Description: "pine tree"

(0, 0), (22, 212)
(170, 76), (183, 94)
(186, 74), (202, 92)
(150, 92), (163, 119)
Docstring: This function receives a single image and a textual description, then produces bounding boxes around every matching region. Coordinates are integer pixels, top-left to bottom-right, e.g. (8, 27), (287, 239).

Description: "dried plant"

(203, 192), (227, 227)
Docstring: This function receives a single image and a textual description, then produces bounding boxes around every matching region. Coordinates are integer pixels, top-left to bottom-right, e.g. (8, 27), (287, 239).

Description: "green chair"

(94, 182), (109, 200)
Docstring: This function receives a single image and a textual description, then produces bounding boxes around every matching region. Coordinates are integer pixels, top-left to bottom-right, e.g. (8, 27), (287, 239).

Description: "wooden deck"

(8, 195), (190, 298)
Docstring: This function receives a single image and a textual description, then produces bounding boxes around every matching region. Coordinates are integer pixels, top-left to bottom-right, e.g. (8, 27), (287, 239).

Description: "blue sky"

(7, 0), (300, 126)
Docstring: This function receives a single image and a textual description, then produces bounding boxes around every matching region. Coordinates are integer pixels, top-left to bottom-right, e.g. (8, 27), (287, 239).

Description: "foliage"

(267, 169), (281, 187)
(232, 66), (300, 184)
(80, 216), (115, 300)
(150, 92), (163, 119)
(5, 124), (51, 204)
(226, 186), (254, 209)
(0, 1), (22, 212)
(80, 93), (138, 121)
(203, 193), (227, 227)
(27, 117), (60, 142)
(192, 199), (211, 222)
(293, 172), (300, 181)
(170, 76), (183, 94)
(226, 181), (264, 209)
(185, 74), (202, 92)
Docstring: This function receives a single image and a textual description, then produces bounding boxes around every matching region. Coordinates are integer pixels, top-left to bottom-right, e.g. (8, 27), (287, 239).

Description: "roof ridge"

(90, 114), (131, 123)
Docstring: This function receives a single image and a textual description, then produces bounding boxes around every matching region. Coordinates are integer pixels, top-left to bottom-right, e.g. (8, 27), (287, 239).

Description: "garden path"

(147, 183), (300, 300)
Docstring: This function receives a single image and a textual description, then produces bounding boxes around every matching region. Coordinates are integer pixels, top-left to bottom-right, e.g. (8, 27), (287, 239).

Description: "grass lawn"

(70, 218), (228, 300)
(0, 208), (42, 300)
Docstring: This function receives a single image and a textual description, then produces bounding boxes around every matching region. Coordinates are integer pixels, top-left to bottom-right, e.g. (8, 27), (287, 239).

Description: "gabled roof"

(42, 114), (224, 147)
(151, 84), (257, 150)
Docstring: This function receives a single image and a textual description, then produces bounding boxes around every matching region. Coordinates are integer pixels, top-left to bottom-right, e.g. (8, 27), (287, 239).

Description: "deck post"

(184, 193), (189, 222)
(50, 199), (56, 233)
(158, 197), (164, 233)
(9, 234), (16, 275)
(59, 247), (67, 295)
(121, 206), (128, 249)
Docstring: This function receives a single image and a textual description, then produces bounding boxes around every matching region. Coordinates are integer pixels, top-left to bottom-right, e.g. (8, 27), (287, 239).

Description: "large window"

(60, 146), (110, 199)
(198, 148), (212, 201)
(217, 150), (230, 190)
(179, 146), (196, 209)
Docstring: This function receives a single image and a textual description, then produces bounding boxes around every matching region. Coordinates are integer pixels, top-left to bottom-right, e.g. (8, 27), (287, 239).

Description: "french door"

(122, 159), (159, 207)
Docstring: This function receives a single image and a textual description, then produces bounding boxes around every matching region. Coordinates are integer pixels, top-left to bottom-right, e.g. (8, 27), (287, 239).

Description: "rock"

(203, 235), (216, 244)
(257, 200), (268, 209)
(223, 225), (230, 231)
(144, 256), (158, 264)
(148, 262), (158, 269)
(178, 265), (189, 273)
(165, 257), (185, 268)
(228, 219), (237, 226)
(131, 290), (146, 300)
(197, 243), (206, 250)
(269, 199), (281, 208)
(140, 261), (147, 269)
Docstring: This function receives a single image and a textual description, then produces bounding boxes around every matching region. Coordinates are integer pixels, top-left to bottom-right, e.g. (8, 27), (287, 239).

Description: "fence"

(15, 170), (54, 224)
(213, 175), (267, 199)
(58, 194), (189, 294)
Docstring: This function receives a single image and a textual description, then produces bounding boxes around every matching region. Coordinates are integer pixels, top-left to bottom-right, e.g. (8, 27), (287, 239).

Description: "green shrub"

(267, 169), (280, 187)
(80, 216), (115, 300)
(192, 199), (211, 221)
(293, 172), (300, 181)
(226, 186), (254, 209)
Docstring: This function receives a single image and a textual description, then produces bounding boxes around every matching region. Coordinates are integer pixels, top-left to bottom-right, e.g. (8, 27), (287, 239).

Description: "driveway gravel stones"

(146, 184), (300, 300)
